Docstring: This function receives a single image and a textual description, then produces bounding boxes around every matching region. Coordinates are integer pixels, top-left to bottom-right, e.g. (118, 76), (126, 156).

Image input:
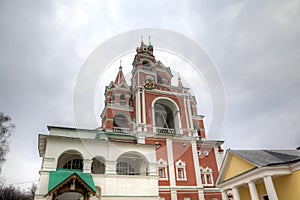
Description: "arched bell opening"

(152, 98), (181, 134)
(113, 114), (130, 133)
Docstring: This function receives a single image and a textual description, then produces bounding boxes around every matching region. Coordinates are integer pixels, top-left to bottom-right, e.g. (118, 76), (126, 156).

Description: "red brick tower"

(100, 38), (224, 200)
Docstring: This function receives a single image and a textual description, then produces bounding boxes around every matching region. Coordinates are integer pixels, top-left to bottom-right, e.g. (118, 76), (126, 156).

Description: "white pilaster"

(171, 190), (177, 200)
(136, 89), (140, 124)
(105, 161), (117, 174)
(186, 97), (194, 130)
(232, 187), (240, 200)
(221, 190), (228, 200)
(213, 146), (223, 170)
(191, 140), (203, 188)
(198, 189), (205, 200)
(248, 181), (259, 200)
(184, 98), (190, 131)
(142, 88), (146, 125)
(263, 176), (278, 200)
(83, 159), (92, 173)
(152, 106), (156, 133)
(166, 138), (177, 200)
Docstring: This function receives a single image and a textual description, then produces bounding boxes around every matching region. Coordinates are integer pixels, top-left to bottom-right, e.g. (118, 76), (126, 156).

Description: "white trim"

(290, 161), (300, 171)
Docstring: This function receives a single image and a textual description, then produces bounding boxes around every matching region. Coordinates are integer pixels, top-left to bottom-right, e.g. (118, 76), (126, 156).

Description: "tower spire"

(149, 36), (151, 45)
(178, 73), (184, 88)
(119, 60), (122, 70)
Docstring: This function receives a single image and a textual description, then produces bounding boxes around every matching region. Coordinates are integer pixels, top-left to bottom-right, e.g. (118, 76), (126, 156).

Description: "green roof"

(48, 169), (96, 193)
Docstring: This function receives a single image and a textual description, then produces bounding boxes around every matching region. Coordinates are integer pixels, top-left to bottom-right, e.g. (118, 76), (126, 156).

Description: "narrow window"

(120, 94), (126, 105)
(159, 168), (165, 178)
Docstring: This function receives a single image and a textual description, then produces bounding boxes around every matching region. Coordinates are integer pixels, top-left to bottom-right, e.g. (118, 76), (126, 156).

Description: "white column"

(221, 190), (228, 200)
(248, 181), (259, 200)
(166, 138), (177, 200)
(263, 176), (278, 200)
(232, 187), (240, 200)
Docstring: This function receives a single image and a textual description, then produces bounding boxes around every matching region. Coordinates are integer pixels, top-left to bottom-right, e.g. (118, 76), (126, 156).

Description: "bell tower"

(100, 38), (223, 200)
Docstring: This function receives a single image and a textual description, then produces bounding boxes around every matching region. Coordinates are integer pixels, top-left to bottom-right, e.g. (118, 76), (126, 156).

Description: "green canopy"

(48, 169), (96, 193)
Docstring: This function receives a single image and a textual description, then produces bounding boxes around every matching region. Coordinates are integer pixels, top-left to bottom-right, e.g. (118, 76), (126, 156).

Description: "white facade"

(35, 127), (159, 200)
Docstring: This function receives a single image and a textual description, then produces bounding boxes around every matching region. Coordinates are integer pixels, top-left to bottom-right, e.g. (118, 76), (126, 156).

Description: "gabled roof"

(48, 169), (96, 194)
(216, 149), (300, 186)
(230, 150), (300, 166)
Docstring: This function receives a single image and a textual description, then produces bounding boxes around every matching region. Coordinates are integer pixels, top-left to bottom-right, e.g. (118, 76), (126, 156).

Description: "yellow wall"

(273, 169), (300, 200)
(239, 187), (251, 200)
(224, 154), (256, 181)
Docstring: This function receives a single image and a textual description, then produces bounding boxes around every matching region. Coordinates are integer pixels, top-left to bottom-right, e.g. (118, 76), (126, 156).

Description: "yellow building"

(216, 149), (300, 200)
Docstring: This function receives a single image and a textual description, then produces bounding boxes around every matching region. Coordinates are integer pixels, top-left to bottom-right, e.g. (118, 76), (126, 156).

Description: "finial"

(141, 36), (144, 44)
(149, 36), (151, 45)
(178, 73), (181, 81)
(119, 60), (122, 70)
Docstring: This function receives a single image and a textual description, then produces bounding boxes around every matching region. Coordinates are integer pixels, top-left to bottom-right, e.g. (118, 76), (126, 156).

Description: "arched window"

(57, 150), (83, 170)
(91, 157), (105, 174)
(120, 94), (126, 105)
(155, 103), (175, 134)
(116, 152), (149, 176)
(200, 166), (214, 186)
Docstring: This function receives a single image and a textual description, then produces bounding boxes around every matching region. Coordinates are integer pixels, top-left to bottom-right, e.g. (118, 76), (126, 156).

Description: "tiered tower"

(100, 38), (224, 200)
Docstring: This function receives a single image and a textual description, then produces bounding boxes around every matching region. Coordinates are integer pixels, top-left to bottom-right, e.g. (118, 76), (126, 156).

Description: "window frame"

(175, 160), (187, 181)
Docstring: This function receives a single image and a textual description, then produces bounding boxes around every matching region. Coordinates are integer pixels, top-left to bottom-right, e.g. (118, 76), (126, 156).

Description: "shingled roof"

(230, 150), (300, 167)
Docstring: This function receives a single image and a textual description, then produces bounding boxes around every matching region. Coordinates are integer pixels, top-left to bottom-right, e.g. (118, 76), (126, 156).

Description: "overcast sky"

(0, 0), (299, 189)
